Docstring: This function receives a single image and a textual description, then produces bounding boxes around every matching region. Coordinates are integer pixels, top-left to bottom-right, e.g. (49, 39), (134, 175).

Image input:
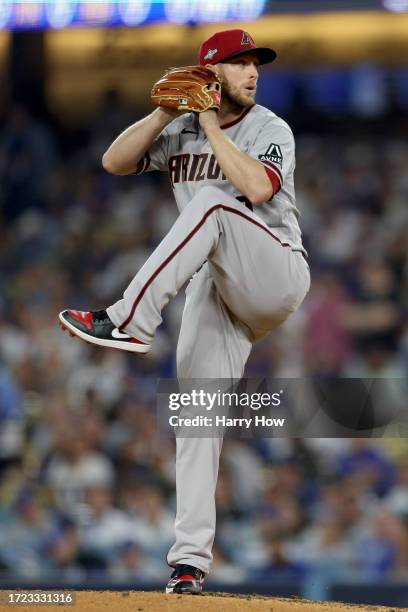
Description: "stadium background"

(0, 1), (407, 607)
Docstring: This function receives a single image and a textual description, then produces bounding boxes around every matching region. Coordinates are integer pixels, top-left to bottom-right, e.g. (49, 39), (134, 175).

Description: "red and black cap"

(199, 29), (277, 66)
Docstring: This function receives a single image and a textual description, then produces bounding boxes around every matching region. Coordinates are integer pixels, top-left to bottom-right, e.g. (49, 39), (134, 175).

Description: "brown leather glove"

(151, 65), (221, 113)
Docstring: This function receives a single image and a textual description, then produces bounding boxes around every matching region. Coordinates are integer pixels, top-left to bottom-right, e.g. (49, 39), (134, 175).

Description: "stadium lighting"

(118, 1), (152, 26)
(0, 0), (267, 29)
(45, 1), (76, 29)
(383, 0), (408, 11)
(165, 0), (265, 23)
(0, 4), (12, 29)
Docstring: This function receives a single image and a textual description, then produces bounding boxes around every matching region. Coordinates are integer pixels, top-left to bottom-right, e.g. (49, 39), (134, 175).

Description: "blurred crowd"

(0, 96), (407, 585)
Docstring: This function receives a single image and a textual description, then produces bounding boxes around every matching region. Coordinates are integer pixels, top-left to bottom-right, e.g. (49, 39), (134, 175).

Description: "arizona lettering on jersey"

(168, 153), (227, 186)
(134, 104), (306, 255)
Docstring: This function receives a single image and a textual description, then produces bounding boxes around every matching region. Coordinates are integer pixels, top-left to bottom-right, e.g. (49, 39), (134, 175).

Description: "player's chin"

(241, 90), (256, 105)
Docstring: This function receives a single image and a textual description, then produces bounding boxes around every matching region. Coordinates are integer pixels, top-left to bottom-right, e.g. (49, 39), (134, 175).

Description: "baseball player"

(59, 29), (310, 594)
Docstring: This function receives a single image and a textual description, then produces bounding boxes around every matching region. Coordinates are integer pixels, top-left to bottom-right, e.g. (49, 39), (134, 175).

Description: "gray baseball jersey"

(134, 104), (306, 255)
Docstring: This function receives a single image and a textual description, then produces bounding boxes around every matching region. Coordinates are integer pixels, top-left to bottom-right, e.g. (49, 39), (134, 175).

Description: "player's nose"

(246, 63), (259, 80)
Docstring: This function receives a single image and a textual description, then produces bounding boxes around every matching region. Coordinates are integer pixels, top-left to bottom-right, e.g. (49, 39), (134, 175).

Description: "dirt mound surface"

(1, 590), (405, 612)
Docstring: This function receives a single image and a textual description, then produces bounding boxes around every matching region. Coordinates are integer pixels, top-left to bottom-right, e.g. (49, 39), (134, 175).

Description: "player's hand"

(204, 64), (220, 77)
(198, 109), (219, 130)
(198, 65), (220, 129)
(156, 107), (185, 121)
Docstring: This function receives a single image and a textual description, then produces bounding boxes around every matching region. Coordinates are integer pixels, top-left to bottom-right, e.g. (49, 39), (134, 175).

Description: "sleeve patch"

(258, 143), (283, 168)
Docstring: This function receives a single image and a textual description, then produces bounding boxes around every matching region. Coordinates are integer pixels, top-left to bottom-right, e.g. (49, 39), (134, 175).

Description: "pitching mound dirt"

(1, 590), (406, 612)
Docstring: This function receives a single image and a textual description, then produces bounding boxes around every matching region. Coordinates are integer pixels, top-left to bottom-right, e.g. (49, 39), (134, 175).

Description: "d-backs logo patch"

(258, 143), (283, 167)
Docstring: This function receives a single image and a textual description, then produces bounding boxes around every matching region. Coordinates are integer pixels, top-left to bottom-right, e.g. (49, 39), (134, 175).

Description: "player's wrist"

(154, 107), (179, 126)
(198, 110), (220, 131)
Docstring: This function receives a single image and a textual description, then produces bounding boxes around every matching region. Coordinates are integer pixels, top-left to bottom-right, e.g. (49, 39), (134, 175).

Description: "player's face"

(218, 53), (259, 108)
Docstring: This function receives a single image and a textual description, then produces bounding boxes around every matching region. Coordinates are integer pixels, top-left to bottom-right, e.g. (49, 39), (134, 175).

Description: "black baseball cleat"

(166, 564), (205, 594)
(58, 309), (150, 354)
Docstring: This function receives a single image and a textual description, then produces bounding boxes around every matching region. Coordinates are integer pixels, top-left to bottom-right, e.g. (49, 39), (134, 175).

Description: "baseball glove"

(151, 65), (221, 113)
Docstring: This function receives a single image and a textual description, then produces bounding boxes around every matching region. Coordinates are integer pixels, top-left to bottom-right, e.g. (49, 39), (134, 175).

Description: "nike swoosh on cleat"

(111, 328), (131, 339)
(181, 129), (198, 135)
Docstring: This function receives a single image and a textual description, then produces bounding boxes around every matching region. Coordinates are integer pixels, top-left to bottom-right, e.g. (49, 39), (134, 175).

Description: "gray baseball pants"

(107, 185), (310, 574)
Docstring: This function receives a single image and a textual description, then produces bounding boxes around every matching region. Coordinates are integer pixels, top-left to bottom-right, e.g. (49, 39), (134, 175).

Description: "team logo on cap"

(204, 48), (218, 61)
(241, 32), (254, 46)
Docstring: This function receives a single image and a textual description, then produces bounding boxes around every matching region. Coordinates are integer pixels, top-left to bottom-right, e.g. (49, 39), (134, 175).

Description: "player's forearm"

(202, 122), (273, 205)
(102, 108), (175, 175)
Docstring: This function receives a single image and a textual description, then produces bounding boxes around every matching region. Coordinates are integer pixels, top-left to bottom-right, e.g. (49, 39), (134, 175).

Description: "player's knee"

(258, 285), (308, 328)
(246, 302), (296, 333)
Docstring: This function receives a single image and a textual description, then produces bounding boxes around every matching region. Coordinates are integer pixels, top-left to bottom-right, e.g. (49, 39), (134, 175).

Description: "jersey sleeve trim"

(262, 159), (282, 183)
(134, 151), (151, 175)
(260, 160), (282, 196)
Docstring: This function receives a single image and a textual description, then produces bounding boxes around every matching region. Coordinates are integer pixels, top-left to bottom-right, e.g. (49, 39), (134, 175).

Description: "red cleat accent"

(166, 564), (205, 594)
(174, 574), (196, 582)
(67, 310), (94, 330)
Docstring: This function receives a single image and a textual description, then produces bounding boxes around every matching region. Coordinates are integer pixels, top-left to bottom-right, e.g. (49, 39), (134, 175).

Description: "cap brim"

(219, 47), (277, 65)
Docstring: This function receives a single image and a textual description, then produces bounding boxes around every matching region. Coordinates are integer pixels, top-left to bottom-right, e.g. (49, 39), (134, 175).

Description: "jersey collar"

(220, 104), (255, 130)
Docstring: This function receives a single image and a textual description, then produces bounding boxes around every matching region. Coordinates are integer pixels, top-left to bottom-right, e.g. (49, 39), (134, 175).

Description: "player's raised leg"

(58, 184), (226, 351)
(165, 265), (252, 593)
(59, 185), (309, 352)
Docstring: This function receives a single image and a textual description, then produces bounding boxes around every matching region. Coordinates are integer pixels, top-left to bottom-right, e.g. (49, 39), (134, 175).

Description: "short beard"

(220, 77), (251, 112)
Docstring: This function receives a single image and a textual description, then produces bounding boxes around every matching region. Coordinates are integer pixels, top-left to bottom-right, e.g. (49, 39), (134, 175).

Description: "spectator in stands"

(357, 508), (407, 580)
(0, 489), (53, 578)
(43, 427), (114, 513)
(75, 484), (134, 576)
(334, 439), (396, 498)
(0, 359), (24, 474)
